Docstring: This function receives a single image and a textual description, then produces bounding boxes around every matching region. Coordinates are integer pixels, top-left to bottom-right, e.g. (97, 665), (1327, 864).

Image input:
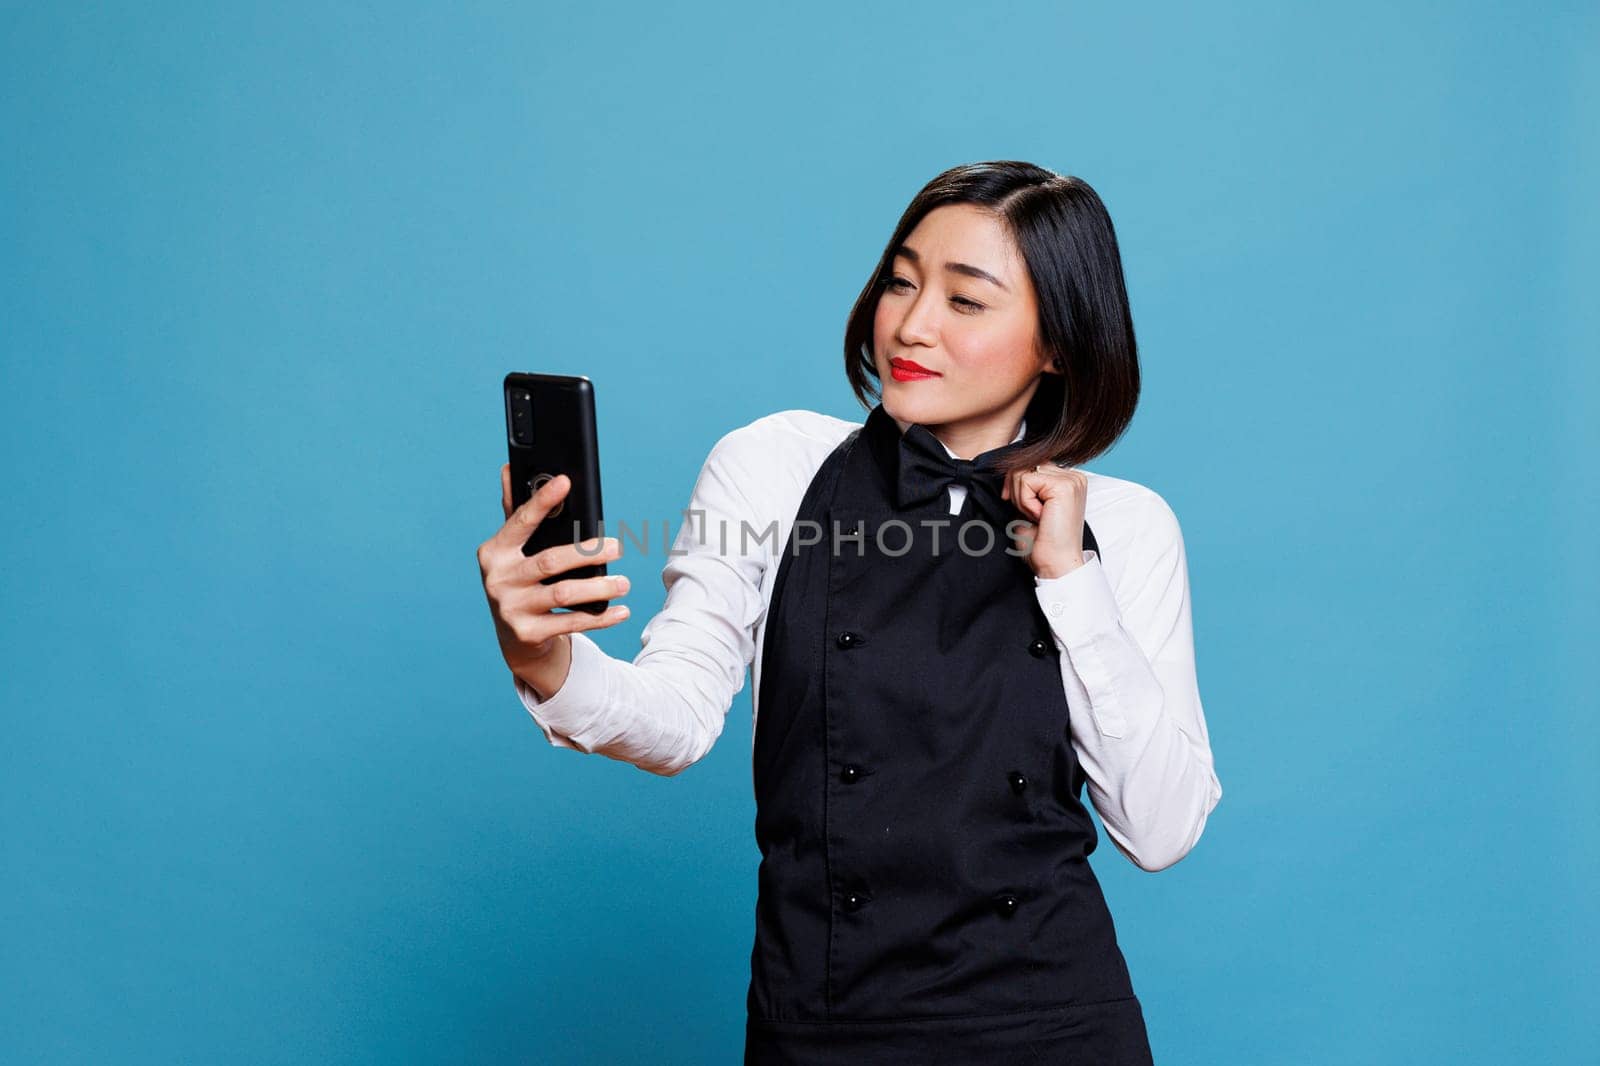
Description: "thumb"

(1009, 519), (1038, 556)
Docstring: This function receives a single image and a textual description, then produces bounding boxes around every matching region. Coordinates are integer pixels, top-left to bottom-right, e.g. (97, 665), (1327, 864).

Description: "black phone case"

(503, 372), (608, 614)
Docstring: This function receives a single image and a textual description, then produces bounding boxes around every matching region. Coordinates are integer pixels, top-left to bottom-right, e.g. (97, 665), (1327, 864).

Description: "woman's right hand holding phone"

(478, 465), (632, 700)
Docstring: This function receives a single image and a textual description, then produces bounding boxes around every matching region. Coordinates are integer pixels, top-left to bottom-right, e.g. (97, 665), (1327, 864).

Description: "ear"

(1039, 350), (1064, 376)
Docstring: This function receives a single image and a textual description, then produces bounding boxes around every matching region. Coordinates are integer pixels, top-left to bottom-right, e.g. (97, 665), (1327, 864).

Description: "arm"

(514, 433), (769, 777)
(1033, 493), (1222, 872)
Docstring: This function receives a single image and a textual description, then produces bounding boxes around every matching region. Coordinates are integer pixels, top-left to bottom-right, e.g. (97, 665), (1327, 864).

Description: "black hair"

(843, 160), (1140, 477)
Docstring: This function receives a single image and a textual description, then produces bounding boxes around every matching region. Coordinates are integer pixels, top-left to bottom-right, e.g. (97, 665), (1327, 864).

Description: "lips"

(889, 357), (941, 381)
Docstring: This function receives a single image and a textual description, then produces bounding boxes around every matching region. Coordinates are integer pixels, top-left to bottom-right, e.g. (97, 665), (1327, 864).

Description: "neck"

(889, 411), (1027, 460)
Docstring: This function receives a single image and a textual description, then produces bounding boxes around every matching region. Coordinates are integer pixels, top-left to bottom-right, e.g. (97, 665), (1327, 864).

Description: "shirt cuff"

(513, 630), (609, 749)
(1034, 549), (1120, 649)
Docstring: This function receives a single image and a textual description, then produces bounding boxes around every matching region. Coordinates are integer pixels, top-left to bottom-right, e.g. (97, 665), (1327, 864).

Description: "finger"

(552, 601), (633, 632)
(1016, 467), (1038, 509)
(517, 536), (624, 583)
(504, 599), (633, 649)
(493, 472), (570, 551)
(1009, 520), (1038, 556)
(1012, 470), (1045, 521)
(1044, 468), (1088, 511)
(501, 464), (512, 520)
(495, 569), (627, 620)
(509, 588), (631, 630)
(533, 571), (630, 613)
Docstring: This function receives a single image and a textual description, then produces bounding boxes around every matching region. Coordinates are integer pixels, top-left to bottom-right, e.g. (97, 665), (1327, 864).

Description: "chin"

(881, 392), (947, 426)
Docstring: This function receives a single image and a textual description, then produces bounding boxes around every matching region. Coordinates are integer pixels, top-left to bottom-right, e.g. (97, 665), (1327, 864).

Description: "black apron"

(744, 402), (1154, 1065)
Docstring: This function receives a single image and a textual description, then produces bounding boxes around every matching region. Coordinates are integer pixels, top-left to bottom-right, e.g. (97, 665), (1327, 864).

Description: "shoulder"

(715, 407), (860, 452)
(705, 408), (861, 484)
(691, 409), (861, 537)
(1078, 467), (1186, 576)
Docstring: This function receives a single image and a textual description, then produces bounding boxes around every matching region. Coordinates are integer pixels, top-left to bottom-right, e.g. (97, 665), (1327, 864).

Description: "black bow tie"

(895, 422), (1018, 522)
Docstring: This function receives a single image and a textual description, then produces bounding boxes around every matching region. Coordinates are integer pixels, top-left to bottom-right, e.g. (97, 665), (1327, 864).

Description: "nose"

(894, 291), (940, 348)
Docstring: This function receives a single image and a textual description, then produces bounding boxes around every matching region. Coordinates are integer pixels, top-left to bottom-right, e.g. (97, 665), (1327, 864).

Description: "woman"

(478, 160), (1222, 1063)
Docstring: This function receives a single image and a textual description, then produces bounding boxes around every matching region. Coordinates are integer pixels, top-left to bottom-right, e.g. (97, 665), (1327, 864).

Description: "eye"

(883, 276), (984, 313)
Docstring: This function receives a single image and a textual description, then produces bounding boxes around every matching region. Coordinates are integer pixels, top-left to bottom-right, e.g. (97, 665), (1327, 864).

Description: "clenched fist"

(1001, 463), (1089, 580)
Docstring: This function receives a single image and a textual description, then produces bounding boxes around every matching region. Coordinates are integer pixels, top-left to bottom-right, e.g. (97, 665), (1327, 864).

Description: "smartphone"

(503, 372), (608, 614)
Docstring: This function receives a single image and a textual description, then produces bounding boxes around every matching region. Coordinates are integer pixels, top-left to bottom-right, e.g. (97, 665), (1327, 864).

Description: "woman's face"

(872, 202), (1056, 453)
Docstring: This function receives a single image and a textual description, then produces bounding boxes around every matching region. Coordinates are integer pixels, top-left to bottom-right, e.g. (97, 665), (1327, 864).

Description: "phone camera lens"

(508, 388), (536, 446)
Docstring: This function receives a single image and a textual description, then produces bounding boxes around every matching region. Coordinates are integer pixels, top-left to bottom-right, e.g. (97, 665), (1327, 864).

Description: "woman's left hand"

(1002, 463), (1088, 579)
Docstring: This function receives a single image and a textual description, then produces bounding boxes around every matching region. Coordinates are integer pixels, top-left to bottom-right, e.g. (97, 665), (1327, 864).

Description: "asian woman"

(478, 159), (1222, 1064)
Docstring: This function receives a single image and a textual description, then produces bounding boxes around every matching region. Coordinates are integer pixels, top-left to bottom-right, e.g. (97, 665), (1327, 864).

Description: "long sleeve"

(1033, 493), (1222, 872)
(512, 431), (770, 777)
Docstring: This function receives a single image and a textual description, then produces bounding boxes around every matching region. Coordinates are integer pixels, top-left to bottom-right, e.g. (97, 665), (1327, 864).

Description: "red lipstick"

(889, 357), (941, 382)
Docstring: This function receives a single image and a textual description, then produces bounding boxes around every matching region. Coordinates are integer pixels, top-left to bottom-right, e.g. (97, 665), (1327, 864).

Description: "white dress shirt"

(515, 409), (1222, 872)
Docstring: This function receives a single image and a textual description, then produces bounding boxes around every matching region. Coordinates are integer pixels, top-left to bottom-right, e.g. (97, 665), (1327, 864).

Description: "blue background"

(3, 3), (1595, 1063)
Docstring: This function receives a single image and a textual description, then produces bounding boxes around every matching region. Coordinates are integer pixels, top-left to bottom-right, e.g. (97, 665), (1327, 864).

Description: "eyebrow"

(891, 244), (1010, 293)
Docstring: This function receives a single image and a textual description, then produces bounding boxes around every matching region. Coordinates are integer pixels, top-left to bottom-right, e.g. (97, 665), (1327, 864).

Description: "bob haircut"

(843, 160), (1140, 478)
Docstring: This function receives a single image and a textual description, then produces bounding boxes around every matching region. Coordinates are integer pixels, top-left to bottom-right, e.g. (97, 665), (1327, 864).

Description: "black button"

(841, 764), (862, 784)
(844, 891), (870, 912)
(1028, 637), (1052, 658)
(1007, 771), (1027, 794)
(994, 893), (1019, 918)
(836, 631), (863, 649)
